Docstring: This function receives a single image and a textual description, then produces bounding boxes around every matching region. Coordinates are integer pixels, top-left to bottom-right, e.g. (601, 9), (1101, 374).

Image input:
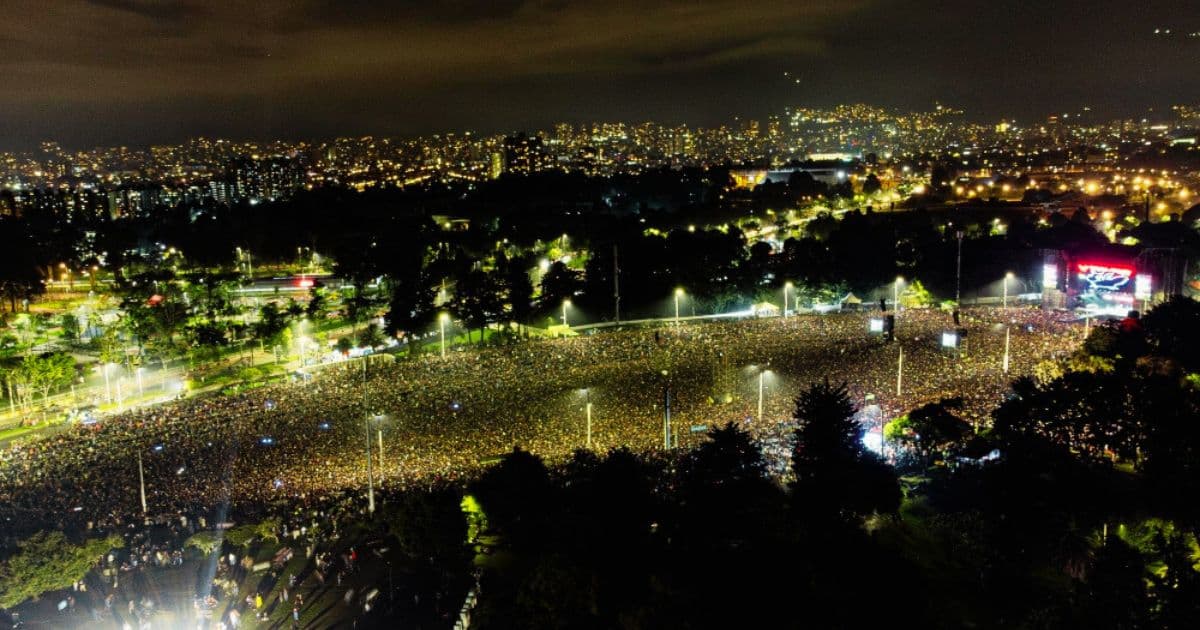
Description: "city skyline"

(2, 0), (1198, 149)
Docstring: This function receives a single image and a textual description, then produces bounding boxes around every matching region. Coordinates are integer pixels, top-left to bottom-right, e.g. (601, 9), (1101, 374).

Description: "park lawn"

(0, 424), (45, 443)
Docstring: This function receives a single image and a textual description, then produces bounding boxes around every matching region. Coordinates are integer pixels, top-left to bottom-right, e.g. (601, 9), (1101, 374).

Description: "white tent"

(754, 302), (781, 317)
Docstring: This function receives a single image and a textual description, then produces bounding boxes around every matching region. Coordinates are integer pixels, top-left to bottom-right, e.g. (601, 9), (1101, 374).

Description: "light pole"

(102, 363), (112, 404)
(137, 451), (147, 515)
(894, 276), (904, 313)
(757, 369), (769, 424)
(363, 359), (375, 516)
(439, 313), (449, 358)
(674, 288), (684, 323)
(896, 347), (903, 396)
(1003, 324), (1011, 373)
(783, 282), (793, 317)
(661, 370), (672, 449)
(562, 299), (571, 328)
(1003, 272), (1014, 308)
(136, 367), (144, 397)
(377, 427), (384, 485)
(584, 388), (593, 449)
(955, 230), (964, 305)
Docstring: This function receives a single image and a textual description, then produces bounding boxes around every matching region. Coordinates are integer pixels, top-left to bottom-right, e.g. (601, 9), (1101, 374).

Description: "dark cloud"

(0, 0), (1197, 149)
(84, 0), (197, 23)
(297, 0), (533, 27)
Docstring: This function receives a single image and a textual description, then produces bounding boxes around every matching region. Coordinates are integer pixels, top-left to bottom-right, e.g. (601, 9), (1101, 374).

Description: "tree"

(386, 489), (470, 567)
(384, 273), (437, 339)
(469, 447), (552, 548)
(0, 217), (46, 312)
(1069, 536), (1151, 628)
(503, 258), (535, 330)
(185, 320), (229, 353)
(453, 269), (504, 342)
(285, 297), (305, 319)
(1140, 297), (1200, 371)
(256, 517), (281, 543)
(902, 279), (935, 308)
(253, 303), (289, 347)
(678, 423), (785, 551)
(96, 325), (124, 366)
(886, 397), (973, 462)
(992, 371), (1143, 462)
(184, 531), (224, 556)
(359, 322), (385, 349)
(538, 262), (582, 310)
(791, 380), (900, 521)
(0, 531), (123, 609)
(224, 524), (259, 548)
(862, 173), (883, 195)
(26, 353), (75, 403)
(1149, 531), (1200, 627)
(305, 286), (328, 320)
(60, 314), (80, 341)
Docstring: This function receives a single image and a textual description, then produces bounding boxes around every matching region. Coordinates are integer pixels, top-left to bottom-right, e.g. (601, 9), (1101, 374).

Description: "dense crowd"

(0, 308), (1081, 538)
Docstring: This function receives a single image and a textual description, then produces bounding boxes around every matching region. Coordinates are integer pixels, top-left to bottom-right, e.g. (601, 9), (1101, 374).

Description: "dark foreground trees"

(466, 384), (914, 629)
(0, 532), (122, 609)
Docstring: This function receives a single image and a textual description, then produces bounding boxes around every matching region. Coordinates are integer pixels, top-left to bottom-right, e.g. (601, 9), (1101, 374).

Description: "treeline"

(5, 172), (1200, 339)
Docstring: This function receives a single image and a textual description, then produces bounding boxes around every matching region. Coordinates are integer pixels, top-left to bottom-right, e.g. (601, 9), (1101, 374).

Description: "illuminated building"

(489, 152), (503, 179)
(503, 133), (552, 175)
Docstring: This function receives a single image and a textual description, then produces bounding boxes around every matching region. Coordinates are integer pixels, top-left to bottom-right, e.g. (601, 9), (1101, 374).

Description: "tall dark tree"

(1140, 297), (1200, 371)
(469, 447), (553, 548)
(502, 257), (535, 331)
(538, 261), (582, 312)
(1150, 532), (1200, 627)
(791, 380), (900, 521)
(0, 218), (46, 312)
(453, 268), (504, 342)
(1069, 537), (1151, 629)
(862, 173), (883, 195)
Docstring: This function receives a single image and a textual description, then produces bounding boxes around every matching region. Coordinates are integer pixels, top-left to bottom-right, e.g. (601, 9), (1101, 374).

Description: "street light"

(137, 450), (148, 515)
(562, 299), (571, 327)
(1003, 272), (1014, 308)
(439, 312), (449, 358)
(372, 414), (386, 490)
(1003, 323), (1011, 373)
(674, 288), (684, 323)
(754, 366), (771, 424)
(359, 343), (377, 515)
(661, 370), (672, 449)
(894, 276), (904, 313)
(101, 363), (113, 404)
(581, 388), (593, 449)
(783, 282), (793, 317)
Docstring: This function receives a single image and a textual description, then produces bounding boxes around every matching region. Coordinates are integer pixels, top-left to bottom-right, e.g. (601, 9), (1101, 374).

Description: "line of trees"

(0, 352), (76, 413)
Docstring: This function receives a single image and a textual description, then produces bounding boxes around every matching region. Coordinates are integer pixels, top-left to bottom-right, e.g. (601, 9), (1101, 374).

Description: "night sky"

(3, 0), (1199, 149)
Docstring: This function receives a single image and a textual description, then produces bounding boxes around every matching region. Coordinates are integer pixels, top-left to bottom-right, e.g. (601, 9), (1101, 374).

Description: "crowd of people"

(0, 307), (1081, 540)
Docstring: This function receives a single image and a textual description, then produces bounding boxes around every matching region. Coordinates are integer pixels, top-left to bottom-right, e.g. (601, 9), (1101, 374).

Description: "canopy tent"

(753, 302), (781, 317)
